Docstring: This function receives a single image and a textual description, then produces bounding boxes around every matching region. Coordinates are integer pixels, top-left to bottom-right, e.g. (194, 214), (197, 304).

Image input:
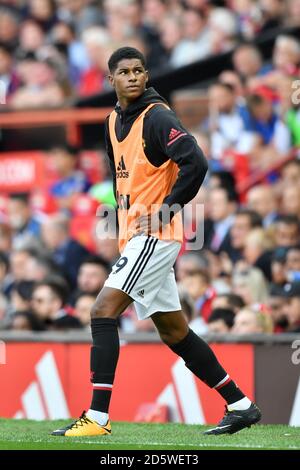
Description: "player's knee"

(159, 328), (187, 346)
(90, 300), (116, 319)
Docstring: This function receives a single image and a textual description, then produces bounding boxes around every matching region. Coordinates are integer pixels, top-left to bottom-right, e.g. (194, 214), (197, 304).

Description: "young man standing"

(52, 47), (261, 437)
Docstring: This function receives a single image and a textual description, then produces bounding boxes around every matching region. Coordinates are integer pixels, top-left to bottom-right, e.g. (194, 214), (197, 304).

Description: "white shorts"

(104, 234), (182, 320)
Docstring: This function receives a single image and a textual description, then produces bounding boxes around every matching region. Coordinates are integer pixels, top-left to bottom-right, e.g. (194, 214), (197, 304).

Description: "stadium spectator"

(10, 310), (45, 331)
(159, 15), (183, 70)
(219, 70), (245, 101)
(243, 227), (274, 278)
(49, 20), (89, 84)
(211, 292), (245, 315)
(270, 247), (289, 285)
(0, 7), (19, 49)
(273, 215), (300, 248)
(56, 0), (104, 36)
(41, 213), (90, 288)
(0, 42), (19, 99)
(246, 185), (279, 227)
(0, 252), (11, 298)
(232, 263), (269, 304)
(74, 292), (96, 328)
(272, 35), (300, 75)
(93, 232), (119, 266)
(258, 0), (285, 34)
(23, 254), (61, 282)
(205, 186), (237, 255)
(177, 284), (208, 335)
(287, 0), (300, 26)
(280, 159), (300, 189)
(285, 245), (300, 281)
(180, 268), (215, 322)
(10, 51), (65, 109)
(0, 0), (299, 341)
(230, 208), (263, 261)
(10, 248), (39, 283)
(208, 170), (237, 195)
(232, 307), (273, 334)
(25, 0), (58, 32)
(10, 281), (35, 313)
(232, 44), (265, 81)
(281, 185), (300, 218)
(208, 7), (238, 54)
(0, 293), (9, 329)
(19, 19), (46, 52)
(47, 145), (91, 210)
(7, 193), (42, 248)
(267, 283), (288, 332)
(175, 252), (208, 282)
(110, 0), (166, 72)
(31, 277), (82, 330)
(207, 307), (235, 334)
(170, 8), (212, 68)
(280, 281), (300, 332)
(207, 81), (255, 160)
(74, 255), (110, 300)
(78, 27), (111, 97)
(246, 89), (291, 162)
(177, 285), (195, 323)
(0, 223), (12, 253)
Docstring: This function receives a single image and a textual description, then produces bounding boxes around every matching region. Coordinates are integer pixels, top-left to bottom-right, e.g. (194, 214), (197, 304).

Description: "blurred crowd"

(0, 151), (299, 335)
(0, 0), (300, 107)
(0, 0), (300, 336)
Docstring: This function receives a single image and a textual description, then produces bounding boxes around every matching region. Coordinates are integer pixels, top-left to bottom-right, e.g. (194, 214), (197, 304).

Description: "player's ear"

(145, 70), (149, 84)
(108, 74), (114, 88)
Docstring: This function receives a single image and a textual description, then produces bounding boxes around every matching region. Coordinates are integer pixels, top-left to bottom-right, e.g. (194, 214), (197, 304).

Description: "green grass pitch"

(0, 419), (299, 450)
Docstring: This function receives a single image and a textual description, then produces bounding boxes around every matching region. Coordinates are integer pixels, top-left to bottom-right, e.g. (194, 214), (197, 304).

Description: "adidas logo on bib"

(116, 156), (129, 178)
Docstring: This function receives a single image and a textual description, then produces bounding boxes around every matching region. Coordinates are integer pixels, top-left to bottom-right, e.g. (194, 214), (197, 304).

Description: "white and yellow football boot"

(51, 411), (111, 437)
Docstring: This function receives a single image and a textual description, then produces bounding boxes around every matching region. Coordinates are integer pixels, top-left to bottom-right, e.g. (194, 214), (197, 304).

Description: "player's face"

(109, 58), (148, 106)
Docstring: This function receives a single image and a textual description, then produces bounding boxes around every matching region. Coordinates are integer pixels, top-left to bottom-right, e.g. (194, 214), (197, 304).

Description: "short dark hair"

(185, 268), (211, 284)
(286, 244), (300, 253)
(48, 144), (79, 157)
(0, 252), (9, 272)
(282, 159), (300, 171)
(211, 185), (238, 203)
(34, 277), (70, 305)
(247, 93), (265, 108)
(236, 208), (263, 228)
(0, 41), (13, 55)
(208, 308), (235, 328)
(217, 293), (245, 311)
(81, 254), (110, 273)
(13, 281), (35, 301)
(12, 310), (46, 331)
(212, 81), (235, 94)
(276, 215), (300, 229)
(9, 192), (30, 203)
(108, 47), (146, 73)
(210, 170), (236, 191)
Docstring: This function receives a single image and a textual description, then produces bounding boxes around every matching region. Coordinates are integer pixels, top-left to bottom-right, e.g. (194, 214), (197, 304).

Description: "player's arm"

(144, 106), (208, 227)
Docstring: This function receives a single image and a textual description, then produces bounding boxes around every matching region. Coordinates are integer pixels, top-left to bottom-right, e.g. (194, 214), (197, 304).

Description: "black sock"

(90, 317), (119, 413)
(169, 329), (245, 404)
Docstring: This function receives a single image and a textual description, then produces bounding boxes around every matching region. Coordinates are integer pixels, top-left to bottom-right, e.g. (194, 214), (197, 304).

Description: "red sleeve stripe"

(93, 386), (113, 391)
(167, 132), (187, 146)
(214, 376), (231, 390)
